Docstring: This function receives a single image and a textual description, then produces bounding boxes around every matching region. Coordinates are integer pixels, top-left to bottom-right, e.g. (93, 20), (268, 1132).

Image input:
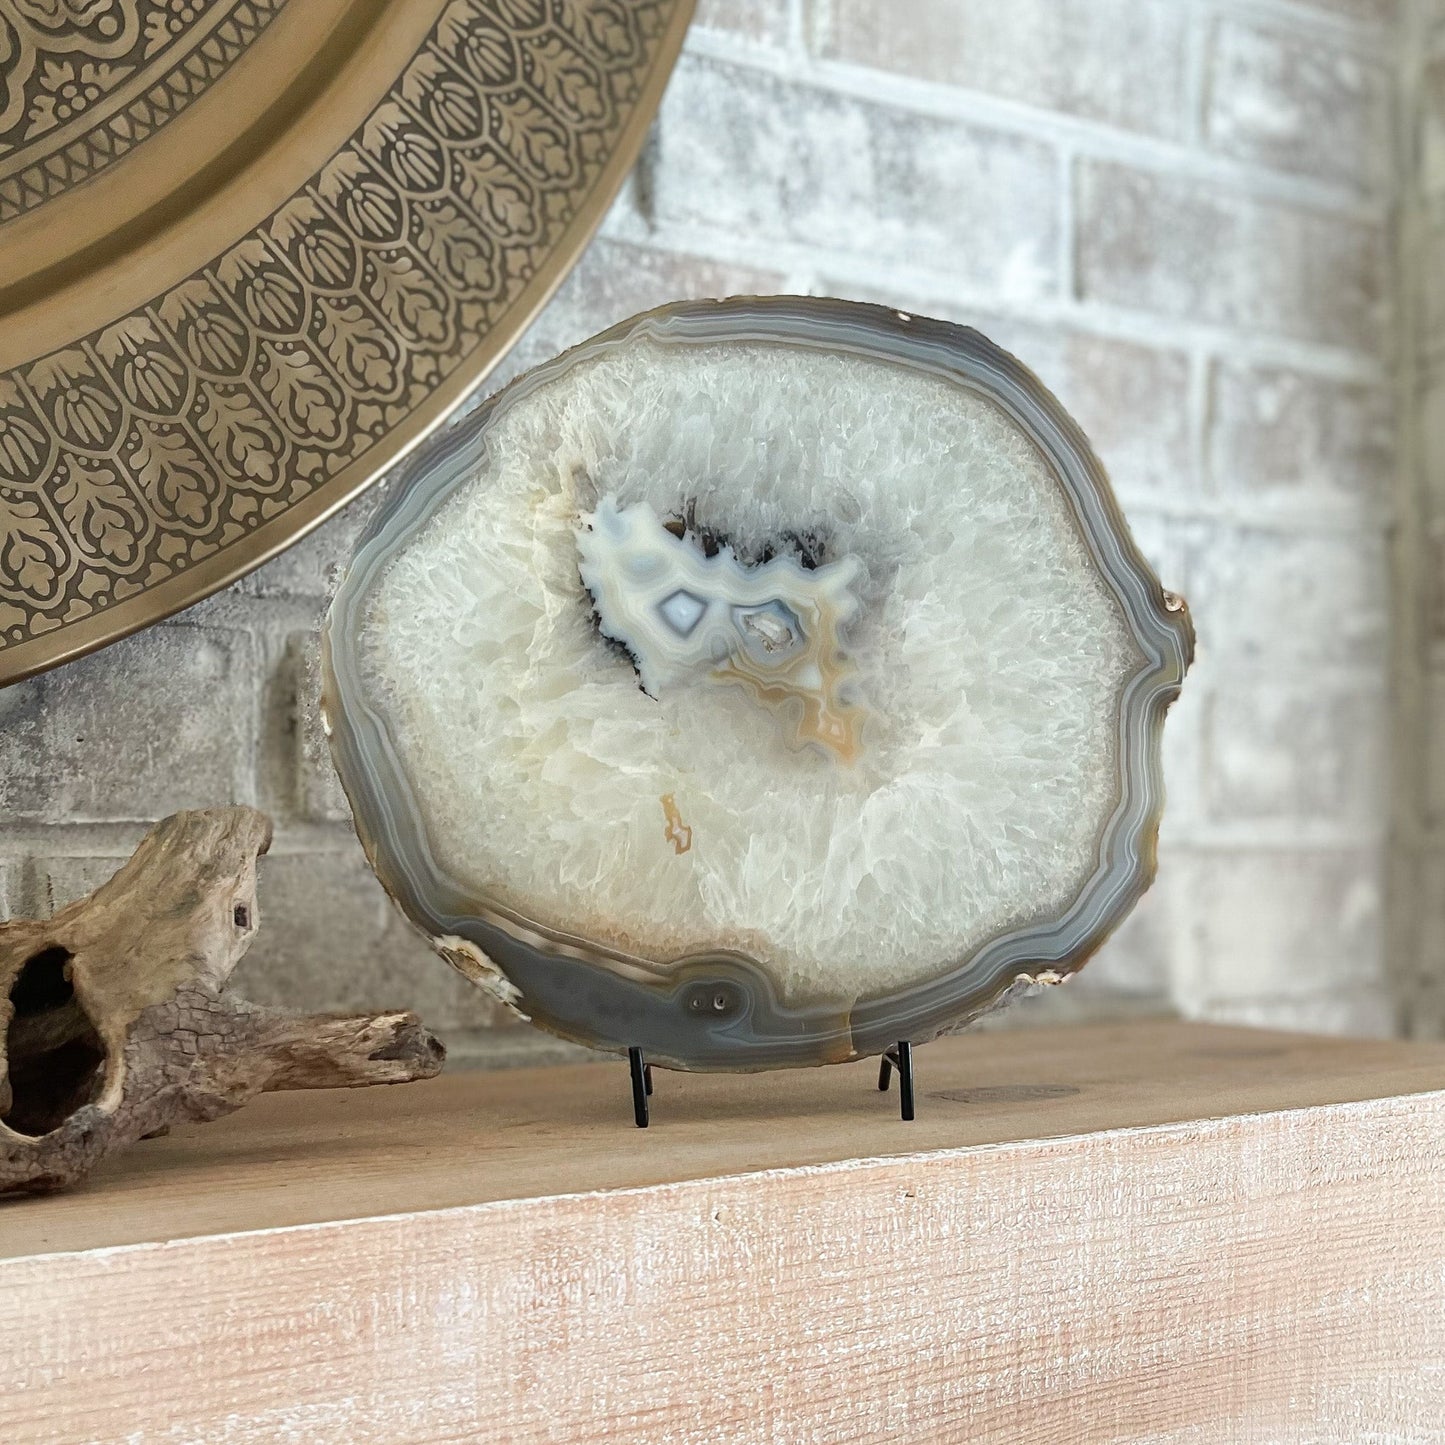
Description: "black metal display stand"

(626, 1041), (917, 1128)
(877, 1040), (916, 1121)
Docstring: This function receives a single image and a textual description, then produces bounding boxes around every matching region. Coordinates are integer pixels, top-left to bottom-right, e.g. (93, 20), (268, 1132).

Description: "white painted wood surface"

(3, 1021), (1444, 1443)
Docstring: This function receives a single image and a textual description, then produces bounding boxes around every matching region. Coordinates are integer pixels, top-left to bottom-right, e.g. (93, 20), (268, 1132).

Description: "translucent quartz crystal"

(323, 299), (1193, 1069)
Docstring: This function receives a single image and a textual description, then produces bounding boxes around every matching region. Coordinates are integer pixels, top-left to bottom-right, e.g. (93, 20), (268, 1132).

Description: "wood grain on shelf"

(3, 1020), (1444, 1443)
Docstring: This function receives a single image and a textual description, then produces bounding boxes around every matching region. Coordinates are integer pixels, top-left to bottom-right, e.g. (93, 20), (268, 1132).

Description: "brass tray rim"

(0, 0), (696, 689)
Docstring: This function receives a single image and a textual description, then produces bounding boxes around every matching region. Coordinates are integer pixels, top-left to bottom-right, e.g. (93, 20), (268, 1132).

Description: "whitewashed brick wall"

(1395, 0), (1445, 1040)
(0, 0), (1410, 1059)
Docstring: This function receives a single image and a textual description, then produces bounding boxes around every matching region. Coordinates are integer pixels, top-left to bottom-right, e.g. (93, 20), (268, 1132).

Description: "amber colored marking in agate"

(660, 795), (693, 855)
(714, 600), (864, 766)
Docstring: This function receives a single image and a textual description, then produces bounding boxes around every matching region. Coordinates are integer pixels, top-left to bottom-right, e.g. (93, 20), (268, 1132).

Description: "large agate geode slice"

(322, 299), (1193, 1070)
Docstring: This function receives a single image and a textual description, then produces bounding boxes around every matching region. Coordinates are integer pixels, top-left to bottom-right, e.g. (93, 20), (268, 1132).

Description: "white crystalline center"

(576, 498), (866, 763)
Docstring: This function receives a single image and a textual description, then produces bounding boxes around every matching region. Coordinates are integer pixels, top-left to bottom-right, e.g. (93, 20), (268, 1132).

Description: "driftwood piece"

(0, 806), (444, 1195)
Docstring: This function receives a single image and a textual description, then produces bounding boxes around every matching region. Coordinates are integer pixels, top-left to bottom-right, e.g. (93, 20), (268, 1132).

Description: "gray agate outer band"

(322, 298), (1195, 1072)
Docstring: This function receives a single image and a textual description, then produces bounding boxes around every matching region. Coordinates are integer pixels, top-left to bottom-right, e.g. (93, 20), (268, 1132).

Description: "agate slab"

(322, 298), (1194, 1070)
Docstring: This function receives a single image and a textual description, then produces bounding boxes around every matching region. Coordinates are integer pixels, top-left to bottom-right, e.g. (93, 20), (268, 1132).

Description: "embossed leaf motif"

(318, 154), (406, 243)
(364, 102), (447, 193)
(217, 240), (308, 333)
(273, 198), (358, 289)
(96, 316), (188, 412)
(131, 422), (217, 528)
(317, 299), (397, 393)
(259, 344), (343, 441)
(429, 75), (484, 140)
(557, 0), (636, 60)
(450, 22), (517, 86)
(13, 0), (127, 32)
(415, 201), (497, 290)
(26, 57), (131, 139)
(493, 0), (547, 27)
(158, 280), (253, 375)
(495, 95), (574, 180)
(454, 151), (535, 239)
(142, 8), (172, 57)
(53, 455), (144, 565)
(526, 36), (604, 121)
(26, 349), (120, 448)
(0, 10), (29, 139)
(401, 52), (482, 142)
(198, 384), (280, 484)
(0, 380), (49, 481)
(0, 495), (62, 602)
(368, 254), (448, 343)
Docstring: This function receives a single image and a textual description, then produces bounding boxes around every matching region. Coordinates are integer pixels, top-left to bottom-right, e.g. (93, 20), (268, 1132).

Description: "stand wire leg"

(628, 1047), (650, 1128)
(896, 1040), (915, 1122)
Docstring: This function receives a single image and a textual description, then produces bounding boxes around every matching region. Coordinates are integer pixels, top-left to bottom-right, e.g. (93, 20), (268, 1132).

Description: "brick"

(1159, 683), (1207, 830)
(242, 486), (388, 600)
(0, 678), (45, 820)
(1204, 18), (1391, 189)
(1070, 511), (1206, 832)
(1420, 198), (1445, 356)
(1420, 368), (1445, 507)
(1401, 849), (1445, 1038)
(1121, 511), (1189, 598)
(277, 632), (350, 825)
(0, 626), (257, 824)
(1076, 160), (1387, 351)
(39, 856), (130, 913)
(1292, 0), (1397, 23)
(1181, 524), (1387, 672)
(649, 57), (1060, 298)
(489, 236), (787, 392)
(1405, 979), (1445, 1041)
(442, 1028), (596, 1070)
(1204, 680), (1387, 827)
(822, 0), (1188, 139)
(232, 848), (510, 1034)
(1200, 990), (1395, 1037)
(693, 0), (789, 45)
(1424, 383), (1445, 656)
(1082, 848), (1185, 997)
(1418, 54), (1445, 196)
(1174, 848), (1383, 1006)
(814, 284), (1194, 502)
(978, 981), (1175, 1030)
(1207, 360), (1393, 511)
(1426, 674), (1445, 825)
(1012, 329), (1192, 503)
(1428, 522), (1445, 653)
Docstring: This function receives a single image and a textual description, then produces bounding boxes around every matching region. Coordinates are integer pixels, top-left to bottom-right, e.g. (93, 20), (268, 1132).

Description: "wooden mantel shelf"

(4, 1020), (1445, 1443)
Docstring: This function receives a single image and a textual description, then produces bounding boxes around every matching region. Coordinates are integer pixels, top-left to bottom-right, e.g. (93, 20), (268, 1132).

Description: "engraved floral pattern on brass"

(0, 0), (290, 222)
(0, 0), (693, 684)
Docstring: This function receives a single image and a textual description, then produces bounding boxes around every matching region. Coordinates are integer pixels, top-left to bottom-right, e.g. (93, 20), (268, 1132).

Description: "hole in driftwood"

(3, 947), (107, 1139)
(10, 946), (75, 1015)
(233, 903), (250, 930)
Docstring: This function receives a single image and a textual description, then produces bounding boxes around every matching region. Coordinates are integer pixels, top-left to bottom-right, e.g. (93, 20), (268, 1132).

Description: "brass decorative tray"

(0, 0), (693, 685)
